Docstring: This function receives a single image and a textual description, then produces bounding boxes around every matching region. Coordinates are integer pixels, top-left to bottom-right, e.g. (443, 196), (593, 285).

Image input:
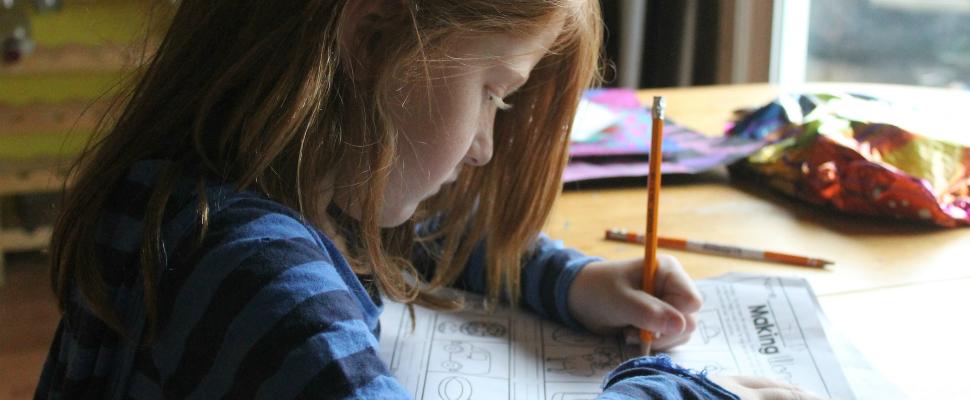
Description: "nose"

(463, 127), (494, 167)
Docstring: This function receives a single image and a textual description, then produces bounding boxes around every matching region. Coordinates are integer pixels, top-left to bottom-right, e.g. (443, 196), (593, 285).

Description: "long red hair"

(50, 0), (603, 335)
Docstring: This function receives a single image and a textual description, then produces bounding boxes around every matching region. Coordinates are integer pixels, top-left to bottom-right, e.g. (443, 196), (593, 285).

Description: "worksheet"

(377, 274), (857, 400)
(665, 273), (855, 399)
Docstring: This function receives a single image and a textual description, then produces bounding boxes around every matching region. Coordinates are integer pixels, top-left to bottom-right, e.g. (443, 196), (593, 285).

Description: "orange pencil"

(641, 96), (665, 355)
(605, 228), (834, 268)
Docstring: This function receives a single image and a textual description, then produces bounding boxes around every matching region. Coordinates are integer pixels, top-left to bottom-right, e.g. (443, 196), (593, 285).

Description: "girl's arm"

(447, 233), (598, 329)
(600, 356), (825, 400)
(410, 231), (747, 399)
(598, 355), (739, 399)
(411, 216), (595, 328)
(150, 200), (412, 399)
(412, 216), (701, 348)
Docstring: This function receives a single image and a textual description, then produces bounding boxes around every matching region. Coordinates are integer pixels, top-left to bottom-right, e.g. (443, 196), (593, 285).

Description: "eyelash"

(488, 91), (513, 111)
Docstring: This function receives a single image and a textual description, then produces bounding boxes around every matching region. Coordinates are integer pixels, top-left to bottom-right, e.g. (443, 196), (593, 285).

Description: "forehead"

(441, 21), (564, 72)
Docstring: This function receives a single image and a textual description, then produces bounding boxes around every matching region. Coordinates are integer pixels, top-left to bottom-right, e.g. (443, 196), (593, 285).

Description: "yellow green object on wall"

(1, 0), (153, 169)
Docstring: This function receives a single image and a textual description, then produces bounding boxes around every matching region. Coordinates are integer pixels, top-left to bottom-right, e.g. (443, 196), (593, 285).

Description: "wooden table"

(544, 83), (970, 399)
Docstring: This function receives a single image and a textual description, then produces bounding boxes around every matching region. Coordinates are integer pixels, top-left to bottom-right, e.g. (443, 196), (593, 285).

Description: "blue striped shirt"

(36, 160), (736, 399)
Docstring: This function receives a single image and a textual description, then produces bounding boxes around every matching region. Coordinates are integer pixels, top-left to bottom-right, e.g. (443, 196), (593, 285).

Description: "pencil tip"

(640, 342), (652, 356)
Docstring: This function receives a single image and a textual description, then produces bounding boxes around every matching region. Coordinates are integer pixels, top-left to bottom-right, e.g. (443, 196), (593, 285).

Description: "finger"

(651, 330), (691, 351)
(729, 375), (803, 392)
(622, 327), (640, 346)
(624, 289), (687, 336)
(654, 254), (703, 313)
(651, 313), (696, 350)
(623, 256), (699, 313)
(623, 323), (687, 351)
(755, 387), (826, 400)
(624, 327), (689, 354)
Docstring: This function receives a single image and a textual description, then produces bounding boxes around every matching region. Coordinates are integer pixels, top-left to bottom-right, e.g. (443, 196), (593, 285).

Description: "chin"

(378, 202), (420, 228)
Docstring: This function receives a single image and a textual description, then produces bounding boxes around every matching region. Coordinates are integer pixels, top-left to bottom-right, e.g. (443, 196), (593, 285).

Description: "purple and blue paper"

(564, 89), (765, 183)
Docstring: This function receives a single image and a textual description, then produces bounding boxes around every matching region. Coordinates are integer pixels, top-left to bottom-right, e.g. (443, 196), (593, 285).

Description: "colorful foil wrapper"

(728, 93), (970, 227)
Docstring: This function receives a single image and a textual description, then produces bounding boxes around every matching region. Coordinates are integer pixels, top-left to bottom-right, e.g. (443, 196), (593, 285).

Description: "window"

(774, 0), (970, 89)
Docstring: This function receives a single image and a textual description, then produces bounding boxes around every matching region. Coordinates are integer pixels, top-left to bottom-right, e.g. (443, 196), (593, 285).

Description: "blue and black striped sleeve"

(147, 199), (411, 399)
(599, 355), (739, 399)
(517, 234), (601, 329)
(458, 234), (600, 329)
(413, 218), (600, 330)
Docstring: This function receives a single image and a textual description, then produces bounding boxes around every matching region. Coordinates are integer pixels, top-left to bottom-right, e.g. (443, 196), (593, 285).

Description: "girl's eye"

(488, 92), (513, 111)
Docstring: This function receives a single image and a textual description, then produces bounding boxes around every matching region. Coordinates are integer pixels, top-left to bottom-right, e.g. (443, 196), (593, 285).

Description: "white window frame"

(769, 0), (811, 85)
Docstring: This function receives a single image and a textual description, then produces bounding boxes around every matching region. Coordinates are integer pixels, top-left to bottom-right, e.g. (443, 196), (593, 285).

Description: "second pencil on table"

(605, 228), (834, 268)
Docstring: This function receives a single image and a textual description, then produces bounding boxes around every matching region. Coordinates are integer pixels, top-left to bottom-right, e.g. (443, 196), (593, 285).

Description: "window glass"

(807, 0), (970, 89)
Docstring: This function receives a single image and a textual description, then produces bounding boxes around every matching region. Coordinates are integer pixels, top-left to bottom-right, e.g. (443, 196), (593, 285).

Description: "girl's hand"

(566, 254), (702, 351)
(709, 375), (827, 400)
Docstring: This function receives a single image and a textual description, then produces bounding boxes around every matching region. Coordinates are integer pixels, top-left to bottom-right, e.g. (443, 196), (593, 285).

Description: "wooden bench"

(0, 53), (127, 286)
(0, 166), (67, 285)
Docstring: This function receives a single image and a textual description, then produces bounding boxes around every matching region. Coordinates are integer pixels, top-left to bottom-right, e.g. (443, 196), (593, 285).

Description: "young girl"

(37, 1), (821, 399)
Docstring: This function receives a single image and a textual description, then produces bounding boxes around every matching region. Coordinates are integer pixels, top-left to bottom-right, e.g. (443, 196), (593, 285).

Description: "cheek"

(396, 85), (480, 176)
(372, 76), (485, 226)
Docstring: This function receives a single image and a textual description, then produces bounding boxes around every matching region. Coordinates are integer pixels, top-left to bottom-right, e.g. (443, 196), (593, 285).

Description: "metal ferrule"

(652, 96), (666, 119)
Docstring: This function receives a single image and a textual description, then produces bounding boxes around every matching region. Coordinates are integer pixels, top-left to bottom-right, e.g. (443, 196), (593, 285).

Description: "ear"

(338, 0), (403, 83)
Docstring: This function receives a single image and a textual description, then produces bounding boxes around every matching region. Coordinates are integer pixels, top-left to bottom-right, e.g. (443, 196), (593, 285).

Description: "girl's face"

(377, 23), (563, 226)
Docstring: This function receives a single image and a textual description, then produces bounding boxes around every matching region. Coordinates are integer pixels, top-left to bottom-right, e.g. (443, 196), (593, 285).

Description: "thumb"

(626, 289), (687, 336)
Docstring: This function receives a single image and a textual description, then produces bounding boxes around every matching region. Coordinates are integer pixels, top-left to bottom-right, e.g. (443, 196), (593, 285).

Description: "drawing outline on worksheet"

(378, 299), (618, 400)
(378, 274), (855, 400)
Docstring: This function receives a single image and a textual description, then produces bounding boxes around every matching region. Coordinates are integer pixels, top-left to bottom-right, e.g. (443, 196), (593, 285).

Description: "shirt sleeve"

(148, 200), (412, 399)
(598, 355), (740, 400)
(412, 217), (600, 329)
